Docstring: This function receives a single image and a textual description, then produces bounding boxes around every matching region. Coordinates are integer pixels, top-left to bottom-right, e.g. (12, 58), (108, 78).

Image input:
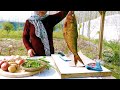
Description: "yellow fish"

(63, 11), (84, 65)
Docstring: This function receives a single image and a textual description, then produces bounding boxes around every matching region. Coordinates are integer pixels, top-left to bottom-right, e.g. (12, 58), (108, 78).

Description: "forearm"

(51, 11), (69, 25)
(55, 11), (69, 19)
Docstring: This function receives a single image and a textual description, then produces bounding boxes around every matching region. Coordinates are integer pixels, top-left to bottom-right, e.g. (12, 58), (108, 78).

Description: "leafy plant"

(2, 22), (14, 34)
(103, 41), (120, 65)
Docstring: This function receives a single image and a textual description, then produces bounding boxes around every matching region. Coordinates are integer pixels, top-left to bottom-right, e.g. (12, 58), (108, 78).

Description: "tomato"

(15, 59), (25, 65)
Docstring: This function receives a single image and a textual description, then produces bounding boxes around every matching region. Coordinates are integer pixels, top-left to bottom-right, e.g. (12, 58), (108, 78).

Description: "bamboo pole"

(98, 11), (106, 59)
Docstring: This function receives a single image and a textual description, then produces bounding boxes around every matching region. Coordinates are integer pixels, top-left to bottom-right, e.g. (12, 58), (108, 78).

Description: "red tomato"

(16, 59), (25, 65)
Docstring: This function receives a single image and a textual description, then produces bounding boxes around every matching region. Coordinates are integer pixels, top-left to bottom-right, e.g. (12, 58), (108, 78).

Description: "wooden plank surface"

(51, 53), (112, 79)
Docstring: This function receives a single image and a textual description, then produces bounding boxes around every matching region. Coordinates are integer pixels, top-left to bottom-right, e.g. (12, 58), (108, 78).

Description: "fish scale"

(63, 11), (84, 65)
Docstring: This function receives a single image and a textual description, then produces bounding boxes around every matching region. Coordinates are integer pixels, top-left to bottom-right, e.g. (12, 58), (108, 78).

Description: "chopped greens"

(22, 60), (41, 68)
(22, 58), (52, 70)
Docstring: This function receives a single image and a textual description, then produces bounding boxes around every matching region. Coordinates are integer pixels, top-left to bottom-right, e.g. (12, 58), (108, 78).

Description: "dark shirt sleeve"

(22, 20), (33, 51)
(50, 11), (69, 26)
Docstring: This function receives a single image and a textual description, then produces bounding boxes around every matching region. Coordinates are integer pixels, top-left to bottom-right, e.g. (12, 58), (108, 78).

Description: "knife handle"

(58, 52), (65, 56)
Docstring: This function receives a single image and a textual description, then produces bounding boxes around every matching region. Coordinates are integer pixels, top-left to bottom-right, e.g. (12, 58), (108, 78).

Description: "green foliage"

(0, 23), (3, 29)
(0, 21), (24, 31)
(80, 23), (82, 28)
(2, 22), (14, 32)
(90, 39), (99, 45)
(104, 63), (120, 79)
(0, 30), (22, 39)
(80, 35), (90, 41)
(11, 22), (24, 30)
(53, 21), (63, 31)
(77, 23), (82, 33)
(53, 30), (64, 39)
(103, 40), (120, 65)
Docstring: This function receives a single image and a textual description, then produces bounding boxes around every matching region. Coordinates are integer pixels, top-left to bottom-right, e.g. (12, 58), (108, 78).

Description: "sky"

(0, 11), (59, 22)
(0, 11), (34, 22)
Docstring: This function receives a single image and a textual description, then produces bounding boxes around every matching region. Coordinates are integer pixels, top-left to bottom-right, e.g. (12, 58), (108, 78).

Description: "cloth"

(28, 14), (50, 56)
(86, 61), (103, 71)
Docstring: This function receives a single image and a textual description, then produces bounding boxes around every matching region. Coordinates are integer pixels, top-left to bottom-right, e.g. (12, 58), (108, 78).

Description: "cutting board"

(0, 65), (46, 78)
(51, 52), (112, 79)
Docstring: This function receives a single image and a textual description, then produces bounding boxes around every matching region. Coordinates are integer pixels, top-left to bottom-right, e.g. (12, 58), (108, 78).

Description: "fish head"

(64, 11), (76, 28)
(66, 11), (75, 23)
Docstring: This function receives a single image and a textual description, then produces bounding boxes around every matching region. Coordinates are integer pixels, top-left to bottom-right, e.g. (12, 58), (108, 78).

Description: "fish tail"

(74, 54), (84, 65)
(74, 55), (78, 65)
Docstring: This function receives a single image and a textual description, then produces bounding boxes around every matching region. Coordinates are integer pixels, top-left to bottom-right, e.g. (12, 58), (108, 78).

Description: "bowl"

(21, 60), (47, 72)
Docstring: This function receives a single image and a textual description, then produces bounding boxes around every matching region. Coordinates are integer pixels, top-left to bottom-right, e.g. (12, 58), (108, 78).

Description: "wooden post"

(98, 11), (106, 59)
(0, 47), (2, 55)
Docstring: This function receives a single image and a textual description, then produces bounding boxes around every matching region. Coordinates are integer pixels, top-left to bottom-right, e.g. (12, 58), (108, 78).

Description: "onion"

(1, 62), (10, 71)
(0, 60), (5, 68)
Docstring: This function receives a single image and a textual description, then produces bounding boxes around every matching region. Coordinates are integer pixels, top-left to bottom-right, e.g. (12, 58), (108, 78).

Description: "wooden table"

(0, 56), (115, 79)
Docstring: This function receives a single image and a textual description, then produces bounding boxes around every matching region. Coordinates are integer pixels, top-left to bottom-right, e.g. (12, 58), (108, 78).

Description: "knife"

(58, 52), (71, 62)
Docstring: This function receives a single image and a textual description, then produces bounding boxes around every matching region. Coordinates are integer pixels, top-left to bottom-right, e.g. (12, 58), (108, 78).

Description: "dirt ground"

(0, 38), (98, 59)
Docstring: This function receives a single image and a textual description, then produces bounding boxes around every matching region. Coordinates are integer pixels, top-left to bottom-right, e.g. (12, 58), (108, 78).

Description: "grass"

(0, 30), (26, 56)
(53, 30), (64, 39)
(0, 30), (23, 39)
(102, 40), (120, 78)
(80, 36), (120, 79)
(103, 63), (120, 79)
(0, 29), (63, 39)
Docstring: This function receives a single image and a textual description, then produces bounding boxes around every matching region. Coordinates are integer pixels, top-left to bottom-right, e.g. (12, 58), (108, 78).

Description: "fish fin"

(78, 56), (84, 65)
(74, 55), (78, 65)
(74, 55), (84, 65)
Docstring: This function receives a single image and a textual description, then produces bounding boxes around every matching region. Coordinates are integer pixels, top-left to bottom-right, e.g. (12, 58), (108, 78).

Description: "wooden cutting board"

(51, 52), (112, 79)
(0, 67), (46, 78)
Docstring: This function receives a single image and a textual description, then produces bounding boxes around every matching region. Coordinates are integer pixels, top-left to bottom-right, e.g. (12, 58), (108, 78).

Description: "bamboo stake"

(98, 11), (106, 59)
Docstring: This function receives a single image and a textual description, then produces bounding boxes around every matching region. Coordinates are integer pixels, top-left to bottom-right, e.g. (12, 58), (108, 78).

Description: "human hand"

(28, 49), (35, 57)
(68, 11), (74, 14)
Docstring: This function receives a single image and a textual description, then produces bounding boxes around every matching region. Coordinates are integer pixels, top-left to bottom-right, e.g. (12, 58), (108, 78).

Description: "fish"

(63, 11), (84, 66)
